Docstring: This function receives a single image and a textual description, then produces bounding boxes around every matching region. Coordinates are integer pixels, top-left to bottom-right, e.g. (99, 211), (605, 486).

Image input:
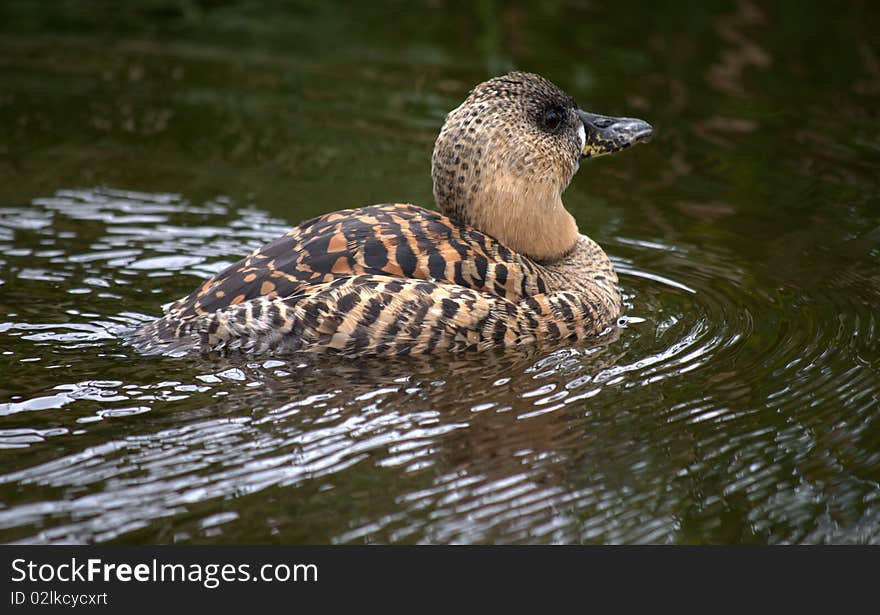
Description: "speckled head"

(432, 72), (651, 263)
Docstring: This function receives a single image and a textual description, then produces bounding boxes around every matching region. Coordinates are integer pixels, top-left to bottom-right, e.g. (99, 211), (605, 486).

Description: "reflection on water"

(706, 0), (772, 98)
(1, 0), (880, 544)
(2, 185), (877, 544)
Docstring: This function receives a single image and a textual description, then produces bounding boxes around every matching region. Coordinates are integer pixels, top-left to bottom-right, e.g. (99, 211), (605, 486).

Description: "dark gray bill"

(577, 109), (653, 158)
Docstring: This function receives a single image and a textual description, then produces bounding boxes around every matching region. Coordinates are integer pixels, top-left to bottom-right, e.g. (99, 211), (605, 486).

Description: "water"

(1, 0), (879, 544)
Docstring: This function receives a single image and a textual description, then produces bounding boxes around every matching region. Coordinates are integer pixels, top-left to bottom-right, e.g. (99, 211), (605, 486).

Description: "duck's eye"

(540, 106), (564, 132)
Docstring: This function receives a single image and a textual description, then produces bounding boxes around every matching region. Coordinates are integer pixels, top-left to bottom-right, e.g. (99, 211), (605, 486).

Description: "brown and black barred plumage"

(129, 72), (652, 357)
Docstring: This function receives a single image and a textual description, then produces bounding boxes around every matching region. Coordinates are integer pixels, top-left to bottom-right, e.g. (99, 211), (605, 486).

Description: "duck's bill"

(577, 110), (653, 158)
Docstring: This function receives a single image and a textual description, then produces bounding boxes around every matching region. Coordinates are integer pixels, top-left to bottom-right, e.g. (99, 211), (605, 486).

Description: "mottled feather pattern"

(163, 203), (546, 321)
(130, 204), (621, 356)
(134, 271), (616, 357)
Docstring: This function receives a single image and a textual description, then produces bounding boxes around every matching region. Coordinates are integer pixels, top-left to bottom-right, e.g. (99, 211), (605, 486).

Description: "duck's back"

(163, 203), (547, 322)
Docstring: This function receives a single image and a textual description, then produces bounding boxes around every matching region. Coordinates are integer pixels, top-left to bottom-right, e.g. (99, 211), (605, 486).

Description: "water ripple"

(0, 188), (878, 544)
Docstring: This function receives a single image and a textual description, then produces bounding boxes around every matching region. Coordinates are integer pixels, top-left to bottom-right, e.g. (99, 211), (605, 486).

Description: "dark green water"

(1, 0), (879, 544)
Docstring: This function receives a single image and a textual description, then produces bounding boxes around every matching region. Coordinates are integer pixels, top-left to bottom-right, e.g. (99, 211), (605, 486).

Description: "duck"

(129, 72), (652, 357)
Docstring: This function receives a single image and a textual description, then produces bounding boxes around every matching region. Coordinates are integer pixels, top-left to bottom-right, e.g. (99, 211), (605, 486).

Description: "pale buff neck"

(466, 170), (580, 264)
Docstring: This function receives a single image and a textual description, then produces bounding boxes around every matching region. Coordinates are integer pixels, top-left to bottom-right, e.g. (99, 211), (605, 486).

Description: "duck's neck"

(450, 172), (580, 264)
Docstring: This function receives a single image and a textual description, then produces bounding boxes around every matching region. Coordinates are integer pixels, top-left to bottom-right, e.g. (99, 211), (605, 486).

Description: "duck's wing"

(162, 203), (548, 321)
(132, 274), (612, 357)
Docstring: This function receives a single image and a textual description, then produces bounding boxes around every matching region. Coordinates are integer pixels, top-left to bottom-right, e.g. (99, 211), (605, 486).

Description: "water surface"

(1, 0), (879, 543)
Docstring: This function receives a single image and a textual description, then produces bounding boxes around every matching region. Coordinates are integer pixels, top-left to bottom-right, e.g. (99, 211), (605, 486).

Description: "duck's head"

(432, 72), (652, 263)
